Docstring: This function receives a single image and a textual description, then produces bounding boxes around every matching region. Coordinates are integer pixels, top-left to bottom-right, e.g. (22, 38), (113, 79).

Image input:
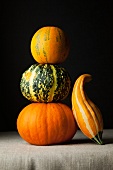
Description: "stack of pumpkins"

(17, 26), (104, 145)
(17, 26), (78, 146)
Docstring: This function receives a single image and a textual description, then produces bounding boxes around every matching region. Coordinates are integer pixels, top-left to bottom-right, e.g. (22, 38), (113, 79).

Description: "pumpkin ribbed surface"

(17, 103), (77, 145)
(30, 26), (70, 64)
(20, 63), (71, 102)
(72, 74), (103, 144)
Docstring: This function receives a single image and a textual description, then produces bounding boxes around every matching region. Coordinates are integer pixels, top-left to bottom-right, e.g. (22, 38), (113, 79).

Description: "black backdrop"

(1, 1), (113, 131)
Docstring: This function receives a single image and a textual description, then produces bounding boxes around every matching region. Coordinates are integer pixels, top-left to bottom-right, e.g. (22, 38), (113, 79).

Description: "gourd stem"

(91, 131), (104, 145)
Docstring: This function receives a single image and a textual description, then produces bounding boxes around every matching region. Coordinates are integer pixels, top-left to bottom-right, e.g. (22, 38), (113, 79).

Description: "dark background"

(1, 1), (113, 131)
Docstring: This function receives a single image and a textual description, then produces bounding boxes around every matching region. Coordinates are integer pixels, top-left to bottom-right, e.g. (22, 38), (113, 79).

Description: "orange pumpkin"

(30, 26), (70, 64)
(17, 102), (77, 145)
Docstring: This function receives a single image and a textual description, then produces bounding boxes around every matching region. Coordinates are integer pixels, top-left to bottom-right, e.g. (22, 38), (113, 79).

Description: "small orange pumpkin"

(17, 102), (77, 145)
(30, 26), (70, 64)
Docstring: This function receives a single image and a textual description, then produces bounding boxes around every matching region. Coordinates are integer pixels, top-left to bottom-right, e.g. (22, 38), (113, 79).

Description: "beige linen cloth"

(0, 129), (113, 170)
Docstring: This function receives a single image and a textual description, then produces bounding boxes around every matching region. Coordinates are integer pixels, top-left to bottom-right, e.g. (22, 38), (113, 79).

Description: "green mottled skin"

(53, 66), (71, 101)
(20, 63), (71, 102)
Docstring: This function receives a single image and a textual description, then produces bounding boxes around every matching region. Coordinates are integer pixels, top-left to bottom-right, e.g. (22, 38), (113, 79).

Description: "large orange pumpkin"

(17, 103), (77, 145)
(30, 26), (70, 64)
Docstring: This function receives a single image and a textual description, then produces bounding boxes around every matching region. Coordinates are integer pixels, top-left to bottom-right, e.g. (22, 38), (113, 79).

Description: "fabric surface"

(0, 129), (113, 170)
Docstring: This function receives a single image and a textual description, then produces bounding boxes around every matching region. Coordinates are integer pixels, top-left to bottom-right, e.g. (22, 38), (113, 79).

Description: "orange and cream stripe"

(72, 74), (103, 143)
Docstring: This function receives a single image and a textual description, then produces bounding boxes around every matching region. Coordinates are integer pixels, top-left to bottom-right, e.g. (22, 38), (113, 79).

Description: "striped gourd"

(30, 26), (70, 64)
(20, 63), (71, 103)
(71, 74), (103, 144)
